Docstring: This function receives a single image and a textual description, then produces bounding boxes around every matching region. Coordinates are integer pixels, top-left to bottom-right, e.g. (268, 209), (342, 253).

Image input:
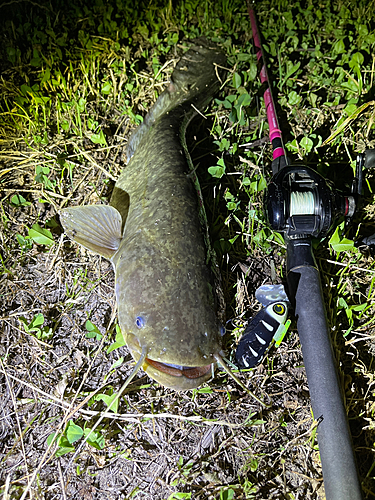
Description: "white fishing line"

(290, 191), (315, 216)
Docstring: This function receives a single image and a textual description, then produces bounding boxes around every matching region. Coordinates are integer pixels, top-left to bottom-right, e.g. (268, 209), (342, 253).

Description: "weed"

(85, 319), (103, 341)
(19, 313), (53, 341)
(47, 420), (105, 457)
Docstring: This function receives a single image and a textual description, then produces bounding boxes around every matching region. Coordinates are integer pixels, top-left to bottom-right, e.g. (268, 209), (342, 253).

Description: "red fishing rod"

(243, 6), (367, 500)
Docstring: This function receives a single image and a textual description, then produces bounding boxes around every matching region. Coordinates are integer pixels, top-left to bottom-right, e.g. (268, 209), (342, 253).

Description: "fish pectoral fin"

(60, 205), (122, 259)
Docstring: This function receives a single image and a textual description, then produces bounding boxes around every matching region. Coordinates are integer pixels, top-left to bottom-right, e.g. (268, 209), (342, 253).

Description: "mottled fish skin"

(61, 38), (227, 390)
(126, 38), (225, 160)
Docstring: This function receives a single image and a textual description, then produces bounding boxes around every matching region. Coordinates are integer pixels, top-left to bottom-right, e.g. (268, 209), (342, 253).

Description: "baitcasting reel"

(265, 149), (375, 240)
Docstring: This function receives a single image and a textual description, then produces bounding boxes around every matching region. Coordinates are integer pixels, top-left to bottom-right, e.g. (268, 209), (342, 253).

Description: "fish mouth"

(145, 358), (212, 379)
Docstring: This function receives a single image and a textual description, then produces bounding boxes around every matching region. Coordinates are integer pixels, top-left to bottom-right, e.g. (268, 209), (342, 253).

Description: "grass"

(1, 0), (375, 498)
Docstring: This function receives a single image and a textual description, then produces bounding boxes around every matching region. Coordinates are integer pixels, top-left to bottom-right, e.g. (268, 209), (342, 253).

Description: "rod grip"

(287, 243), (362, 500)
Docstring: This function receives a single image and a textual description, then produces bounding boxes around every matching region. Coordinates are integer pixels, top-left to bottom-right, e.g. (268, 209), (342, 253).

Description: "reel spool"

(265, 165), (355, 240)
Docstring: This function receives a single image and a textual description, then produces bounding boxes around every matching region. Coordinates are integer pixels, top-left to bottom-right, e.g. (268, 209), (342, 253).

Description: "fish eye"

(220, 325), (226, 336)
(135, 316), (145, 328)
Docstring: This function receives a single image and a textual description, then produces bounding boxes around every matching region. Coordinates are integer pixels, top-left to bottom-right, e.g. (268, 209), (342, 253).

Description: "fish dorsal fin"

(60, 205), (122, 259)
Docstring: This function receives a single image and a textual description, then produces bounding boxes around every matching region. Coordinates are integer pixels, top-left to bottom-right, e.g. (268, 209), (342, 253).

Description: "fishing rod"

(236, 5), (375, 500)
(247, 7), (288, 175)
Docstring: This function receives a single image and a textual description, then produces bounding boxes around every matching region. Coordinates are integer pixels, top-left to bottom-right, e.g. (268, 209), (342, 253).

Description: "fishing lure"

(235, 285), (290, 369)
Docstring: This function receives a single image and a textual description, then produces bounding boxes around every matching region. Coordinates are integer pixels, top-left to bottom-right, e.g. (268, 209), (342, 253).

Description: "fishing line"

(213, 352), (270, 407)
(289, 191), (316, 216)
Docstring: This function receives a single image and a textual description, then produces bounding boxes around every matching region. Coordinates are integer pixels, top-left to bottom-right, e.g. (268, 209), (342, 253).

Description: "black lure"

(235, 302), (288, 369)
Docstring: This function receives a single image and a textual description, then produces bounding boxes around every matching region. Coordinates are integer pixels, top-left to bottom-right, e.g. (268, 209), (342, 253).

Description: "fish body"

(61, 39), (227, 390)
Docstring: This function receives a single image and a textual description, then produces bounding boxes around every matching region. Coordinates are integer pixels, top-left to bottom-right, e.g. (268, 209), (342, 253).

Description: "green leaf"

(46, 217), (59, 229)
(338, 297), (348, 309)
(107, 325), (126, 353)
(208, 158), (226, 178)
(28, 223), (54, 246)
(196, 386), (212, 394)
(55, 436), (75, 457)
(47, 432), (75, 456)
(228, 234), (239, 244)
(285, 138), (299, 153)
(208, 166), (225, 178)
(329, 227), (355, 253)
(300, 136), (314, 154)
(20, 84), (33, 96)
(349, 52), (364, 69)
(47, 432), (61, 447)
(61, 120), (70, 131)
(281, 61), (301, 88)
(308, 92), (318, 107)
(109, 357), (124, 371)
(85, 320), (100, 333)
(333, 39), (346, 55)
(89, 130), (107, 145)
(76, 98), (86, 113)
(167, 493), (192, 500)
(227, 201), (238, 211)
(248, 61), (257, 81)
(84, 428), (105, 450)
(237, 92), (251, 107)
(10, 194), (31, 207)
(85, 320), (103, 340)
(224, 95), (236, 104)
(66, 421), (84, 444)
(101, 82), (112, 95)
(257, 175), (267, 191)
(288, 90), (301, 106)
(220, 488), (235, 500)
(35, 165), (49, 176)
(344, 103), (357, 116)
(213, 137), (230, 151)
(351, 303), (367, 312)
(237, 53), (252, 62)
(29, 313), (45, 330)
(358, 24), (368, 37)
(232, 72), (242, 89)
(87, 118), (98, 130)
(16, 234), (32, 250)
(94, 392), (119, 413)
(40, 67), (51, 85)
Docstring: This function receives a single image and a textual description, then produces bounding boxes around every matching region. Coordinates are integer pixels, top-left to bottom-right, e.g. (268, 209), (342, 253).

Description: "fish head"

(114, 256), (223, 391)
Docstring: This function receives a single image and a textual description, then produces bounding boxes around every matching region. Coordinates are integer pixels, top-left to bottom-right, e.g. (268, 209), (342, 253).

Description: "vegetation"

(0, 0), (375, 498)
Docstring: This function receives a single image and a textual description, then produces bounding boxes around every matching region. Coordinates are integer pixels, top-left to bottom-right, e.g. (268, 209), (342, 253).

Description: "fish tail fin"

(213, 353), (270, 408)
(127, 37), (226, 159)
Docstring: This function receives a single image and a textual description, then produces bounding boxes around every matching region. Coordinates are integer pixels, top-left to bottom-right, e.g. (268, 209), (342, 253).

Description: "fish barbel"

(60, 38), (227, 390)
